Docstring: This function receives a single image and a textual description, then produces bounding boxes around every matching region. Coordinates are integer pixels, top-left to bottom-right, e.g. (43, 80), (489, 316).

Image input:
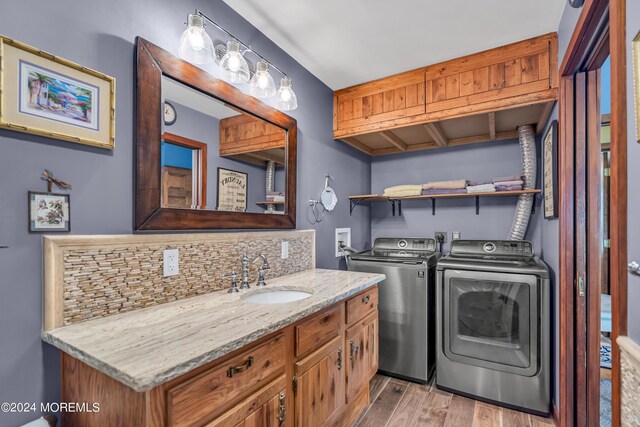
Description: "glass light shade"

(220, 40), (250, 83)
(249, 60), (277, 98)
(277, 76), (298, 110)
(178, 14), (214, 64)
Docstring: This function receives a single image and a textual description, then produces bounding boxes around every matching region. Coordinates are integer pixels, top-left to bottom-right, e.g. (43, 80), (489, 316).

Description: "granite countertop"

(42, 268), (385, 392)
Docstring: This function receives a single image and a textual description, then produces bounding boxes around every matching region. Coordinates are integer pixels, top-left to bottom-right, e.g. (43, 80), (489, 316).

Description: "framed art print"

(29, 192), (70, 232)
(216, 168), (248, 212)
(0, 35), (115, 149)
(543, 120), (558, 219)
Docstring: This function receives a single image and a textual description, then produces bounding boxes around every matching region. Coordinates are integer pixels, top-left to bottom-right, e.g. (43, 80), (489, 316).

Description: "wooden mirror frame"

(135, 37), (297, 230)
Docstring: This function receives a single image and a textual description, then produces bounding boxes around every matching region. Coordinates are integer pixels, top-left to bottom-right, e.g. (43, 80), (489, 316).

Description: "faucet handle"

(221, 271), (239, 293)
(256, 266), (267, 287)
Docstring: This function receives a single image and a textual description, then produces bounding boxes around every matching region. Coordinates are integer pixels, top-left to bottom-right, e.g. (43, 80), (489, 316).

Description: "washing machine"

(436, 239), (550, 415)
(348, 237), (439, 383)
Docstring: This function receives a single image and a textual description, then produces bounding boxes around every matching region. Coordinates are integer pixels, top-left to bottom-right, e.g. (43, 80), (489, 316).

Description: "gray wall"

(370, 138), (542, 251)
(626, 0), (640, 343)
(0, 0), (370, 424)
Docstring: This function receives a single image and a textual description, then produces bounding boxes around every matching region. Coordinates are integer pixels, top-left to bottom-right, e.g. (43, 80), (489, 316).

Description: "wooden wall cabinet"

(219, 114), (286, 166)
(60, 287), (378, 427)
(333, 33), (558, 156)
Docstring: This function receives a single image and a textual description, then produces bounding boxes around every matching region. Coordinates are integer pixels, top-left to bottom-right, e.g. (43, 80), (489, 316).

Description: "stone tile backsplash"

(60, 231), (314, 326)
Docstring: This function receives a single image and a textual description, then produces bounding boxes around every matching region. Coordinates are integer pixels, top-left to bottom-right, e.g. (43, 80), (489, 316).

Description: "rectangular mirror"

(136, 38), (296, 230)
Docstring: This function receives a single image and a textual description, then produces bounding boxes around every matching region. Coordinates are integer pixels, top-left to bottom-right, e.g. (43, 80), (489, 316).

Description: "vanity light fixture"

(277, 76), (298, 111)
(178, 14), (215, 65)
(178, 9), (298, 110)
(220, 40), (250, 83)
(249, 60), (277, 98)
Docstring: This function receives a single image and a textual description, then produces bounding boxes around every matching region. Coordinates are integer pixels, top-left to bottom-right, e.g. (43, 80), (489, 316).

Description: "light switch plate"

(163, 249), (179, 277)
(281, 241), (289, 259)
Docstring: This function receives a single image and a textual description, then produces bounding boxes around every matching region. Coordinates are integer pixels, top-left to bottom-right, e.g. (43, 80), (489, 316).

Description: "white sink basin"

(242, 288), (313, 304)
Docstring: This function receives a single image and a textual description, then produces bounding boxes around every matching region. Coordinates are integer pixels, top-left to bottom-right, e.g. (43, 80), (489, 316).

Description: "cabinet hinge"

(292, 376), (297, 393)
(604, 167), (610, 177)
(604, 239), (611, 249)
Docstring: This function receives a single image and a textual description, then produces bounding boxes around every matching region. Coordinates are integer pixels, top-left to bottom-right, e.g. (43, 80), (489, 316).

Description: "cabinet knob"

(362, 295), (370, 304)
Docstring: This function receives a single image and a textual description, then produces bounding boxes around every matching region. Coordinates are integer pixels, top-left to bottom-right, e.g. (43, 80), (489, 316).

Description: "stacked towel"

(468, 179), (492, 186)
(496, 185), (524, 191)
(422, 188), (467, 195)
(383, 184), (423, 197)
(466, 183), (496, 193)
(266, 191), (285, 202)
(422, 179), (468, 190)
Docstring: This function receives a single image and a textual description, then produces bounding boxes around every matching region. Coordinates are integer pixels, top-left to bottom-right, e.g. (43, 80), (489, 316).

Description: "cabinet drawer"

(168, 334), (286, 427)
(295, 304), (343, 357)
(346, 287), (378, 325)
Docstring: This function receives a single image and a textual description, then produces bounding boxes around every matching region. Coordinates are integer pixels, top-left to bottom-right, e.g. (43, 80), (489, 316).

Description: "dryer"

(436, 240), (550, 415)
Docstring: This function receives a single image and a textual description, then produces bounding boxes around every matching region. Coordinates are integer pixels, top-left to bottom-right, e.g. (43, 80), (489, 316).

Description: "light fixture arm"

(195, 9), (289, 78)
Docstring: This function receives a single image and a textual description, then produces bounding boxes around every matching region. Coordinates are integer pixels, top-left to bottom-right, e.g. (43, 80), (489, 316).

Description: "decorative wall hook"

(41, 170), (72, 193)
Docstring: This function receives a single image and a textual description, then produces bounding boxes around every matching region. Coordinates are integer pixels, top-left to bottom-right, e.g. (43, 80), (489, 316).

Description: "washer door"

(443, 269), (539, 376)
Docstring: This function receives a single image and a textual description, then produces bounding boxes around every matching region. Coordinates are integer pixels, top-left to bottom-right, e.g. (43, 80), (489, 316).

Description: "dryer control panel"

(450, 240), (534, 257)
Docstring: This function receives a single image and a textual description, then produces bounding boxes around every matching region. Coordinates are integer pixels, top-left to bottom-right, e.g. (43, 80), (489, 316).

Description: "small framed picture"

(29, 192), (70, 232)
(216, 168), (248, 212)
(0, 35), (115, 149)
(543, 120), (558, 219)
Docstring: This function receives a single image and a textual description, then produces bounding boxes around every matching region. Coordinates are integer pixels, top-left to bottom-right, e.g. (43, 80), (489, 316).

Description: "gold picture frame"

(0, 35), (115, 149)
(633, 31), (640, 143)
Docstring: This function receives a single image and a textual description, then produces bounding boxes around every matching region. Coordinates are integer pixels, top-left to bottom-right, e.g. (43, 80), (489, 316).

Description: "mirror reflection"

(160, 76), (287, 214)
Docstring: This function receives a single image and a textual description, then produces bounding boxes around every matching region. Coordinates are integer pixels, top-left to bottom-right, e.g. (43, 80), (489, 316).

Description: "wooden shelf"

(256, 201), (285, 207)
(348, 189), (541, 216)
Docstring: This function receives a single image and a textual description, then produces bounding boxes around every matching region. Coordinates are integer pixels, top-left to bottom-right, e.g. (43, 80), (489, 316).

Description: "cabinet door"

(294, 336), (345, 427)
(205, 376), (287, 427)
(345, 311), (378, 402)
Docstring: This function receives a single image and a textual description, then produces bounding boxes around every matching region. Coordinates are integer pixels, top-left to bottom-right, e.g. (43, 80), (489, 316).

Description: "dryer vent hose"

(508, 125), (536, 241)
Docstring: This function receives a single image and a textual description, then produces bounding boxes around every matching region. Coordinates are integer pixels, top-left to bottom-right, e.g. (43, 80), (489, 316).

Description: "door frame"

(558, 0), (627, 426)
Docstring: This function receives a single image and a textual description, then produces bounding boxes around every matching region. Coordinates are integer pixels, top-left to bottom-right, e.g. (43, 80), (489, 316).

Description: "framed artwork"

(543, 120), (558, 219)
(633, 31), (640, 143)
(216, 168), (247, 212)
(29, 192), (70, 232)
(0, 35), (115, 149)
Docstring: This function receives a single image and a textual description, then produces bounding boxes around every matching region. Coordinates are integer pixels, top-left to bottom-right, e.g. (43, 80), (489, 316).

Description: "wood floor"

(355, 375), (556, 427)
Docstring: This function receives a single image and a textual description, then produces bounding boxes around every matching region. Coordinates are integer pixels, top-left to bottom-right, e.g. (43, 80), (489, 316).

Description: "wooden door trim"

(161, 132), (208, 209)
(558, 0), (627, 426)
(608, 1), (628, 426)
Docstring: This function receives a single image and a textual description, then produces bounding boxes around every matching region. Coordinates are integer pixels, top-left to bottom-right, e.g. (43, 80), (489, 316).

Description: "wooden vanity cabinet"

(294, 336), (345, 427)
(60, 286), (378, 427)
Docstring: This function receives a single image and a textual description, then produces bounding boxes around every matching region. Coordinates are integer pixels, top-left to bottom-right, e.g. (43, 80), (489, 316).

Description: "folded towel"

(383, 184), (423, 197)
(467, 183), (496, 193)
(494, 180), (523, 187)
(421, 179), (468, 190)
(422, 188), (468, 195)
(469, 179), (492, 186)
(496, 185), (523, 191)
(493, 175), (522, 183)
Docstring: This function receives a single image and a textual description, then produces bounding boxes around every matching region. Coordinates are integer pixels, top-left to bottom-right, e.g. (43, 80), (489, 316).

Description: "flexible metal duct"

(265, 160), (276, 213)
(508, 124), (537, 240)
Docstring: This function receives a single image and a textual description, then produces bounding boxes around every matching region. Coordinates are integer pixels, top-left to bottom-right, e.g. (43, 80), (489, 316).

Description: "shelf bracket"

(349, 200), (357, 216)
(431, 199), (436, 215)
(391, 200), (396, 216)
(475, 196), (480, 215)
(397, 200), (402, 216)
(531, 194), (536, 215)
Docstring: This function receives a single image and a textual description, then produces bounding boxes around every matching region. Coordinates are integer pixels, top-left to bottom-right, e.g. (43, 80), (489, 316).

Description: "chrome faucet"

(252, 254), (270, 287)
(240, 252), (270, 289)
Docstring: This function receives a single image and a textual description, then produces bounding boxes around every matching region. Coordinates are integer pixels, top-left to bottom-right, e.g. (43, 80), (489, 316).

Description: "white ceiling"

(222, 0), (566, 90)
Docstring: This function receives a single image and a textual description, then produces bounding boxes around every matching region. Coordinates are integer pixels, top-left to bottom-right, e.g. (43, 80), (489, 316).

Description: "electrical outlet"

(434, 232), (447, 243)
(281, 241), (289, 259)
(163, 249), (179, 277)
(452, 231), (461, 241)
